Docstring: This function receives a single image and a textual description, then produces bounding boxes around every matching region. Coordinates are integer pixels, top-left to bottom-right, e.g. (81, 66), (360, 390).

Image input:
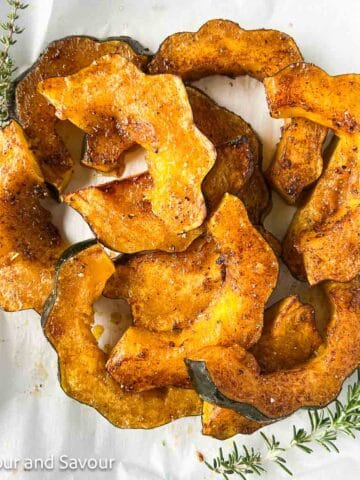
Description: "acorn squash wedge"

(149, 19), (327, 204)
(187, 86), (269, 223)
(203, 295), (321, 439)
(42, 240), (202, 429)
(266, 118), (327, 203)
(38, 54), (216, 233)
(65, 173), (203, 254)
(64, 87), (265, 253)
(264, 64), (360, 283)
(0, 121), (67, 313)
(106, 194), (278, 391)
(265, 63), (360, 134)
(186, 278), (360, 421)
(15, 35), (148, 190)
(104, 236), (223, 332)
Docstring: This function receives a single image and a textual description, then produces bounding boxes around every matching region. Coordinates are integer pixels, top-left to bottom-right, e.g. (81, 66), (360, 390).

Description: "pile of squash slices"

(1, 19), (359, 440)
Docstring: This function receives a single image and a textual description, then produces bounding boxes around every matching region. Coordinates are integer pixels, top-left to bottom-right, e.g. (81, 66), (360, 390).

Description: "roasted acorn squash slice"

(38, 54), (216, 233)
(266, 118), (327, 203)
(0, 121), (67, 313)
(106, 194), (278, 391)
(65, 173), (203, 254)
(15, 36), (148, 190)
(187, 86), (269, 223)
(265, 63), (360, 134)
(42, 240), (201, 429)
(265, 64), (360, 283)
(64, 86), (265, 253)
(186, 278), (360, 421)
(104, 236), (223, 332)
(202, 295), (322, 439)
(149, 19), (327, 204)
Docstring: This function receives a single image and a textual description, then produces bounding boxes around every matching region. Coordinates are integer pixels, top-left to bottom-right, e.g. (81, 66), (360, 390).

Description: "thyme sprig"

(0, 0), (27, 127)
(206, 372), (360, 479)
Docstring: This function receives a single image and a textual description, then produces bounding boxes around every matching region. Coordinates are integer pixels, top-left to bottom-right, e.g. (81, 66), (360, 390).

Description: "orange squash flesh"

(187, 279), (360, 420)
(42, 241), (202, 429)
(106, 194), (278, 391)
(38, 54), (216, 233)
(104, 236), (222, 332)
(149, 19), (327, 204)
(0, 121), (67, 313)
(187, 86), (269, 223)
(64, 87), (266, 253)
(65, 174), (203, 254)
(266, 118), (327, 204)
(265, 63), (360, 135)
(265, 64), (360, 283)
(202, 295), (322, 439)
(15, 36), (148, 190)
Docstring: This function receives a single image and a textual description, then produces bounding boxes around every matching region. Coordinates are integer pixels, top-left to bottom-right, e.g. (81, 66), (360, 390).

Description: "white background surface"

(0, 0), (360, 479)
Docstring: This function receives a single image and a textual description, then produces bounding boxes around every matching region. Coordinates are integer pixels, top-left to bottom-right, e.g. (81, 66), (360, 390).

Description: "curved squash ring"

(148, 19), (327, 204)
(42, 240), (202, 429)
(15, 35), (148, 190)
(265, 63), (360, 283)
(38, 54), (216, 233)
(0, 121), (67, 313)
(106, 194), (278, 391)
(186, 278), (360, 421)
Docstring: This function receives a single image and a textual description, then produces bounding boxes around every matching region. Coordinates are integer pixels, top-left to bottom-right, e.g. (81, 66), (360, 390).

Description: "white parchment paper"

(1, 1), (360, 479)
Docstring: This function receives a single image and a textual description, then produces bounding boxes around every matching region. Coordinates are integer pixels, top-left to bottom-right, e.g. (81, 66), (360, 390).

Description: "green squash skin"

(185, 359), (277, 423)
(41, 239), (203, 430)
(185, 358), (360, 422)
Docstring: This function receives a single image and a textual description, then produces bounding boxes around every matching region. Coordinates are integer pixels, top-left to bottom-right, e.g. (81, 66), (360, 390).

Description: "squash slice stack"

(4, 23), (358, 441)
(15, 36), (148, 189)
(42, 241), (202, 429)
(265, 64), (360, 284)
(105, 194), (278, 391)
(149, 19), (327, 203)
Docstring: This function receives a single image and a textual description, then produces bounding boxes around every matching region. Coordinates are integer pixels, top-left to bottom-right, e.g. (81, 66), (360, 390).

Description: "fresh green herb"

(0, 0), (27, 127)
(206, 371), (360, 479)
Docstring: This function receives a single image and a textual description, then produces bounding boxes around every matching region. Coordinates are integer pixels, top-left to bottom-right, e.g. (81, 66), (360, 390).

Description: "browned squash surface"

(0, 121), (67, 313)
(104, 237), (223, 332)
(188, 278), (360, 419)
(106, 194), (278, 391)
(265, 64), (360, 283)
(266, 118), (327, 203)
(250, 295), (322, 372)
(265, 63), (360, 134)
(65, 174), (203, 254)
(81, 85), (269, 223)
(15, 36), (148, 190)
(283, 136), (360, 284)
(64, 86), (267, 253)
(148, 19), (302, 80)
(187, 86), (269, 222)
(42, 241), (202, 429)
(203, 295), (322, 439)
(83, 124), (134, 176)
(149, 19), (326, 203)
(39, 54), (216, 233)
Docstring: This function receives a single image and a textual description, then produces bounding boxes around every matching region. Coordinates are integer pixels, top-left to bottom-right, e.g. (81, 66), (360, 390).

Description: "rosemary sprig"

(0, 0), (27, 127)
(206, 372), (360, 479)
